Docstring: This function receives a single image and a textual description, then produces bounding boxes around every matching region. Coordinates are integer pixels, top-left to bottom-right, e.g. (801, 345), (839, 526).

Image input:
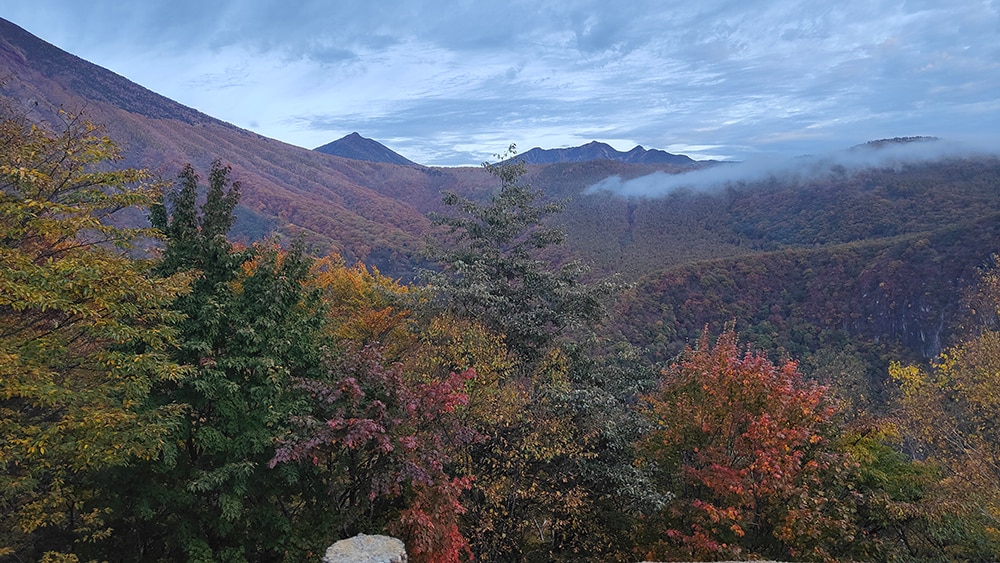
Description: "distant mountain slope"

(0, 18), (210, 124)
(314, 132), (418, 166)
(0, 15), (698, 278)
(0, 17), (454, 276)
(617, 212), (1000, 391)
(518, 140), (696, 165)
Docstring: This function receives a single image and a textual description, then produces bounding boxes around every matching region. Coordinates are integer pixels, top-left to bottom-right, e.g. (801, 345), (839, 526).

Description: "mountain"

(0, 17), (460, 277)
(0, 17), (694, 277)
(0, 17), (210, 124)
(314, 132), (418, 166)
(517, 140), (697, 165)
(4, 15), (1000, 373)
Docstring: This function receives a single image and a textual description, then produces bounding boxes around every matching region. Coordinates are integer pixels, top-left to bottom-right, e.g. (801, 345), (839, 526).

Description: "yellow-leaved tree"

(890, 261), (1000, 558)
(0, 109), (190, 561)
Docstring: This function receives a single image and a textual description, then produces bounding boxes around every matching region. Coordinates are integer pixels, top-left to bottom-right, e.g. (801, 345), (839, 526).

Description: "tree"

(0, 110), (190, 560)
(834, 421), (988, 562)
(961, 254), (1000, 334)
(267, 256), (495, 563)
(427, 146), (647, 560)
(428, 144), (610, 364)
(637, 328), (849, 561)
(883, 261), (1000, 561)
(150, 160), (241, 280)
(270, 343), (477, 563)
(891, 326), (1000, 559)
(104, 162), (331, 561)
(454, 339), (660, 561)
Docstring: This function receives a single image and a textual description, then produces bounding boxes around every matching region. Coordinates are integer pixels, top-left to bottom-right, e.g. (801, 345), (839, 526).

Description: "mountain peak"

(314, 133), (417, 166)
(517, 141), (696, 165)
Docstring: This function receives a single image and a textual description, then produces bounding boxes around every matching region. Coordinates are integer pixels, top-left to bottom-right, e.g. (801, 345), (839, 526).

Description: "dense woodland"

(5, 109), (1000, 563)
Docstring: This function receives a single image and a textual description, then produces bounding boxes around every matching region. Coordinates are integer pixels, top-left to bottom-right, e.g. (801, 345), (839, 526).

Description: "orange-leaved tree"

(637, 328), (850, 561)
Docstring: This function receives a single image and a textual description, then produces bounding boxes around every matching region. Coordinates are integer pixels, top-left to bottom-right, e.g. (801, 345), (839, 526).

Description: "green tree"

(150, 160), (241, 280)
(427, 146), (647, 560)
(834, 422), (986, 562)
(0, 110), (190, 561)
(104, 162), (330, 561)
(428, 144), (610, 364)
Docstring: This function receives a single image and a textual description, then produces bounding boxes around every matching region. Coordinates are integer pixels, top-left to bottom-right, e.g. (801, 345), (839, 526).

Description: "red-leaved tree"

(270, 343), (478, 563)
(638, 329), (850, 561)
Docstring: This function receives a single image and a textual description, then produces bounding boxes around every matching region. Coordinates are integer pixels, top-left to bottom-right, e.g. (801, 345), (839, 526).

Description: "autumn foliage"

(6, 111), (1000, 562)
(270, 344), (478, 563)
(891, 329), (1000, 556)
(0, 110), (193, 560)
(638, 329), (845, 561)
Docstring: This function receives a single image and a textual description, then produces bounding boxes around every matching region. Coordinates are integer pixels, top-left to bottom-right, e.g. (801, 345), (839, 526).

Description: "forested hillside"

(600, 156), (1000, 412)
(0, 16), (444, 275)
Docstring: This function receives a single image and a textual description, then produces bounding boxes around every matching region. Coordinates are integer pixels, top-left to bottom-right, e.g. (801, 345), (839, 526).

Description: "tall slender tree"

(427, 146), (649, 560)
(428, 144), (610, 364)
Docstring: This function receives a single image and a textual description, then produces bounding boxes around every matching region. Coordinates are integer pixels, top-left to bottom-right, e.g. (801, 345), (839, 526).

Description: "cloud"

(586, 138), (1000, 198)
(4, 0), (1000, 165)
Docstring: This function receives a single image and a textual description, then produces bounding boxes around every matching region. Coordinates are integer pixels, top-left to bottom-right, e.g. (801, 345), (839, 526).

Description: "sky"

(3, 1), (999, 166)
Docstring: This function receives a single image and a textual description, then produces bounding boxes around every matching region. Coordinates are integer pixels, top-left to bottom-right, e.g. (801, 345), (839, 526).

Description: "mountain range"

(3, 15), (1000, 378)
(518, 141), (697, 165)
(0, 17), (698, 276)
(310, 134), (700, 168)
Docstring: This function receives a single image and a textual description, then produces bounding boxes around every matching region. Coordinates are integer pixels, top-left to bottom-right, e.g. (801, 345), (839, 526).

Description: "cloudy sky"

(3, 1), (998, 166)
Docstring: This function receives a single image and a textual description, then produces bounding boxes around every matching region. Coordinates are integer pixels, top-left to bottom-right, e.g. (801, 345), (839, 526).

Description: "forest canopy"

(2, 116), (1000, 562)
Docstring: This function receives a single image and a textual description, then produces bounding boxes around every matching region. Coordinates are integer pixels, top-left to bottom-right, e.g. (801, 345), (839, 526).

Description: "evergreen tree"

(427, 146), (649, 560)
(428, 144), (611, 365)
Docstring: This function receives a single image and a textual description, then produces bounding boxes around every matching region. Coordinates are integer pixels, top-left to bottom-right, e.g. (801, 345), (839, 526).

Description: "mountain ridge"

(517, 140), (697, 165)
(0, 16), (463, 276)
(0, 18), (213, 125)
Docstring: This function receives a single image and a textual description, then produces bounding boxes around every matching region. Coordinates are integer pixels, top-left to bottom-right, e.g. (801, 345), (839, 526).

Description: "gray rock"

(322, 533), (407, 563)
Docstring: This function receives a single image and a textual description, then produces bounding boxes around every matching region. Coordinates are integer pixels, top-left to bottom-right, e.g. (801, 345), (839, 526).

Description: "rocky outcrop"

(322, 534), (407, 563)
